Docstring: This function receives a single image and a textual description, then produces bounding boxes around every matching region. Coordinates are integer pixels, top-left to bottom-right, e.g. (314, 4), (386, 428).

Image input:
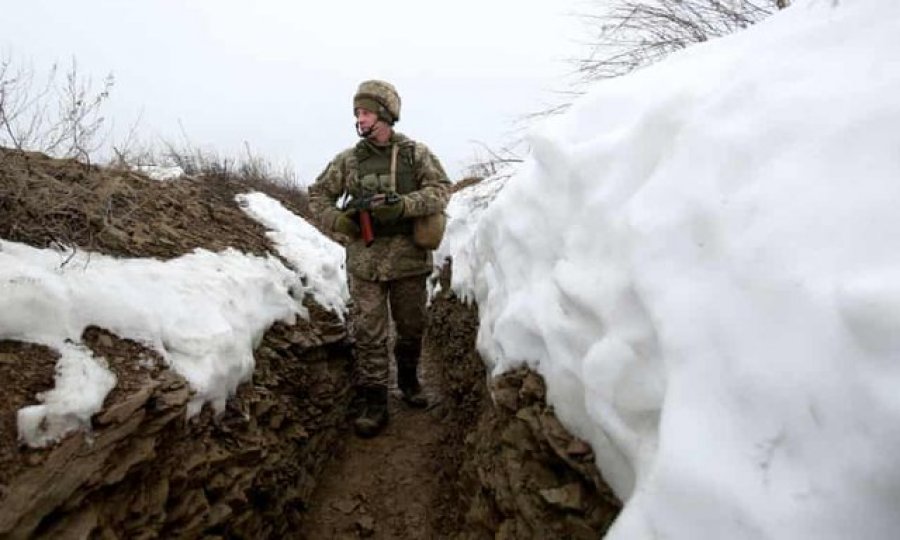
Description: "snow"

(16, 342), (117, 449)
(433, 169), (512, 304)
(236, 192), (348, 316)
(134, 164), (185, 181)
(3, 193), (345, 448)
(441, 0), (900, 538)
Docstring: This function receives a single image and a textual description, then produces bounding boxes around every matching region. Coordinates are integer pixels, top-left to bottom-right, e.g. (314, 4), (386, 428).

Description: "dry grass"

(0, 147), (307, 260)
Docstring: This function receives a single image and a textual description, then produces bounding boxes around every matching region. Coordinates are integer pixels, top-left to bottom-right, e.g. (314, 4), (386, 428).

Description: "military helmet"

(353, 80), (401, 124)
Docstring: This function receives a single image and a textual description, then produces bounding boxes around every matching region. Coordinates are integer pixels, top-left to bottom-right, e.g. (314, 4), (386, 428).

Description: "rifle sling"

(375, 142), (414, 236)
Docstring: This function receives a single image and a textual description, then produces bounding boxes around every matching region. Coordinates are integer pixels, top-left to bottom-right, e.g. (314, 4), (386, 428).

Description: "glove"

(371, 195), (405, 224)
(333, 211), (360, 237)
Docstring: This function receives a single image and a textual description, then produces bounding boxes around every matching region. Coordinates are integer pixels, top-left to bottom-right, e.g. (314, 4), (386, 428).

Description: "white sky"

(1, 0), (588, 183)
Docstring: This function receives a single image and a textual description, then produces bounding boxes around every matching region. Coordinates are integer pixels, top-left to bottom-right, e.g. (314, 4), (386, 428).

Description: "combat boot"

(397, 362), (427, 408)
(354, 385), (389, 438)
(396, 341), (428, 408)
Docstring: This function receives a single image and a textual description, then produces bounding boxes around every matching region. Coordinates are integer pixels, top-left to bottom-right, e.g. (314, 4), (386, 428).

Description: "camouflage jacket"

(309, 131), (451, 282)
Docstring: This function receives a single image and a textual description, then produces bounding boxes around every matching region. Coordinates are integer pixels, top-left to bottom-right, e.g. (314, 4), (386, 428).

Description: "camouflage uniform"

(309, 131), (451, 389)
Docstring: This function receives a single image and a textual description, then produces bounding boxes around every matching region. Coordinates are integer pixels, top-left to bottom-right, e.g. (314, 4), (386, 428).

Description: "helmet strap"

(356, 119), (391, 140)
(355, 121), (374, 138)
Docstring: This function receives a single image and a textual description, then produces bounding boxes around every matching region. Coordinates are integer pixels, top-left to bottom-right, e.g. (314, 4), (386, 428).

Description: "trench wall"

(427, 267), (622, 539)
(0, 306), (352, 539)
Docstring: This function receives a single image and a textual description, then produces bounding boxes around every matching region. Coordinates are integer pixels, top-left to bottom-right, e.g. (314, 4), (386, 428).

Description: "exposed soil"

(82, 325), (167, 408)
(299, 266), (622, 539)
(299, 370), (448, 539)
(298, 264), (487, 539)
(0, 309), (353, 539)
(432, 271), (622, 538)
(0, 147), (308, 260)
(0, 328), (167, 494)
(0, 342), (58, 489)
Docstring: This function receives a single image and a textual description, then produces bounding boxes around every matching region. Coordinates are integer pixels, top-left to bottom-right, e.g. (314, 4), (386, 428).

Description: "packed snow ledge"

(2, 193), (346, 448)
(440, 0), (900, 538)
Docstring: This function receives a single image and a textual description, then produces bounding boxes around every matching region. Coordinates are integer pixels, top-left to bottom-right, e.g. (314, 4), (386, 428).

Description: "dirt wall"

(427, 266), (622, 539)
(0, 304), (352, 539)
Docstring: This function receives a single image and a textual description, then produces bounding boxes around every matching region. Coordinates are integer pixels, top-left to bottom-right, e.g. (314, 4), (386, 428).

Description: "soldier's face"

(355, 107), (390, 140)
(355, 108), (378, 131)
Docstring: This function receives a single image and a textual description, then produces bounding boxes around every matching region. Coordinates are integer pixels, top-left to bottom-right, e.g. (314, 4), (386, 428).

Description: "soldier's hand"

(333, 211), (360, 237)
(370, 194), (405, 224)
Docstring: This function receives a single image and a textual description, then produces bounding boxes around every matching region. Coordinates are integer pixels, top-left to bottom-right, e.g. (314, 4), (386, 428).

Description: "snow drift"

(3, 192), (346, 448)
(444, 0), (900, 538)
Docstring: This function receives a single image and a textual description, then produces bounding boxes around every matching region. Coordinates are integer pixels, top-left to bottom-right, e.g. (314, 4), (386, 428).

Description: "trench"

(297, 268), (486, 539)
(0, 272), (620, 539)
(298, 268), (622, 539)
(0, 148), (619, 538)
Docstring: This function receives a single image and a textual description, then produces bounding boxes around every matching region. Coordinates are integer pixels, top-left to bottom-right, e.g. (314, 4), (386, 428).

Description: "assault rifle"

(343, 192), (401, 247)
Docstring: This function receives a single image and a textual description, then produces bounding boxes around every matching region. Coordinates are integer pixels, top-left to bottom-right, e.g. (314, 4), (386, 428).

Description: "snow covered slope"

(3, 193), (346, 448)
(445, 0), (900, 538)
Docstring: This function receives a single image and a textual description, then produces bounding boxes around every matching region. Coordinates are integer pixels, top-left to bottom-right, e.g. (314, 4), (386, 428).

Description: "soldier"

(308, 80), (451, 437)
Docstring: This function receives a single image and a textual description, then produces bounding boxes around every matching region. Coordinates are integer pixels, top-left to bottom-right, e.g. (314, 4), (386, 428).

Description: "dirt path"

(299, 355), (451, 539)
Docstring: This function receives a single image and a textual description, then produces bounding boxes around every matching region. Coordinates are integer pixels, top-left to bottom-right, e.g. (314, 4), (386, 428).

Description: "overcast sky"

(1, 0), (589, 184)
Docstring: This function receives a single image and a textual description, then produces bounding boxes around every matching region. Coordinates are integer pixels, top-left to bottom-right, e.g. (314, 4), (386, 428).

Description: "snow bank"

(134, 164), (185, 181)
(433, 170), (513, 303)
(1, 241), (303, 446)
(447, 0), (900, 538)
(3, 194), (345, 447)
(236, 192), (348, 316)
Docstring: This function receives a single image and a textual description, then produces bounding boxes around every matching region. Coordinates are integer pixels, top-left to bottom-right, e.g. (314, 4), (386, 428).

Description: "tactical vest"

(351, 139), (418, 236)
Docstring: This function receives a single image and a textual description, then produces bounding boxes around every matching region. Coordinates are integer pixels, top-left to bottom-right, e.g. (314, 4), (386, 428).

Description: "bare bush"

(0, 55), (113, 161)
(158, 139), (309, 217)
(462, 140), (524, 180)
(0, 57), (55, 151)
(0, 146), (285, 260)
(161, 140), (297, 185)
(517, 0), (790, 122)
(46, 60), (114, 162)
(577, 0), (788, 83)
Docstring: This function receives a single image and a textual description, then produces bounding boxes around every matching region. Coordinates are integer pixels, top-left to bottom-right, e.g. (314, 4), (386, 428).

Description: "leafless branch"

(575, 0), (783, 83)
(0, 54), (113, 161)
(523, 0), (788, 123)
(463, 140), (524, 179)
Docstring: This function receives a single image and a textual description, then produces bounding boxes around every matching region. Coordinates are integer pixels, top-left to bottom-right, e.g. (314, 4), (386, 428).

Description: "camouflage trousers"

(348, 272), (427, 388)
